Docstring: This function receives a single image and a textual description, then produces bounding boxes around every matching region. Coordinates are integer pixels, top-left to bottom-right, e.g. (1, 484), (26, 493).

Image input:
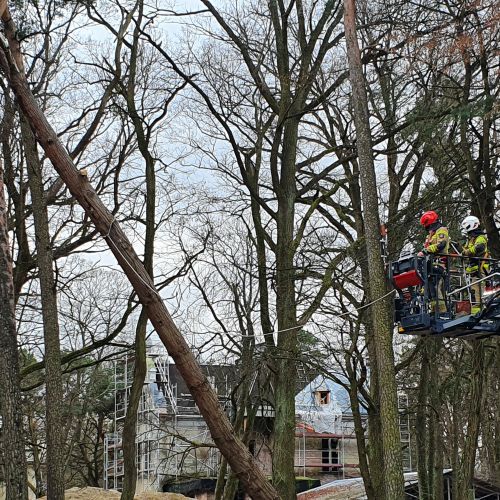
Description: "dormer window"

(315, 390), (330, 405)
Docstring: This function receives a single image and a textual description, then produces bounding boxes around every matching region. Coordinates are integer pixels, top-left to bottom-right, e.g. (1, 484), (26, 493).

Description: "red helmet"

(420, 210), (439, 228)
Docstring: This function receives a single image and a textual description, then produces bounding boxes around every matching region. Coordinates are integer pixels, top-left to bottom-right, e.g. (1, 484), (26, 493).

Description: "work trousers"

(468, 272), (485, 314)
(429, 266), (447, 313)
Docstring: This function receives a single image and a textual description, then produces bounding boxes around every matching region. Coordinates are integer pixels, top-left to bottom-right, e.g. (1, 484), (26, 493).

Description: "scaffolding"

(293, 390), (413, 479)
(104, 351), (412, 492)
(398, 392), (412, 472)
(293, 373), (360, 480)
(294, 418), (356, 479)
(103, 346), (225, 492)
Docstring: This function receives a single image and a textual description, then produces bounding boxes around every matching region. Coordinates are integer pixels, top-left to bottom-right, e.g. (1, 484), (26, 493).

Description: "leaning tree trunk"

(0, 157), (28, 500)
(20, 114), (66, 500)
(343, 0), (404, 498)
(0, 8), (278, 499)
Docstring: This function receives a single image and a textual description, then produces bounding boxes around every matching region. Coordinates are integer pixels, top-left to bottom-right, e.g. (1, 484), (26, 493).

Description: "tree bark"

(0, 13), (279, 499)
(346, 161), (385, 500)
(346, 353), (375, 499)
(343, 0), (404, 497)
(20, 113), (66, 500)
(455, 342), (486, 500)
(493, 340), (500, 481)
(0, 157), (28, 499)
(427, 340), (442, 500)
(222, 326), (256, 500)
(416, 346), (430, 500)
(120, 312), (148, 500)
(120, 3), (153, 497)
(272, 117), (300, 500)
(365, 334), (385, 500)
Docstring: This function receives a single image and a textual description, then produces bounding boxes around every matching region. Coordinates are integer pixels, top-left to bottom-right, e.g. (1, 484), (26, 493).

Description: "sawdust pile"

(40, 487), (192, 500)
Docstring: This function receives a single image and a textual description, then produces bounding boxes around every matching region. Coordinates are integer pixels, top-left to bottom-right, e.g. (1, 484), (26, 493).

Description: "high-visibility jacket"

(424, 226), (449, 266)
(463, 232), (489, 274)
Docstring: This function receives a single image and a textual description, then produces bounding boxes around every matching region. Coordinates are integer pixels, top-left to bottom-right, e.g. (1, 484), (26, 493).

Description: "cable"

(335, 289), (397, 318)
(189, 289), (398, 339)
(100, 220), (397, 339)
(259, 288), (396, 337)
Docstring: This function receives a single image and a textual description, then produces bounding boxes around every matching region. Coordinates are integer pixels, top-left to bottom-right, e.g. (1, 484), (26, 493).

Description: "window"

(322, 438), (339, 472)
(315, 390), (330, 405)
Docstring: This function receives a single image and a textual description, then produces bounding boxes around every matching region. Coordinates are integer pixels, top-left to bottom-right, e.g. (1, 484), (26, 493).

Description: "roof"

(297, 471), (451, 499)
(167, 361), (316, 409)
(168, 364), (238, 409)
(296, 376), (353, 414)
(294, 375), (367, 434)
(298, 470), (500, 500)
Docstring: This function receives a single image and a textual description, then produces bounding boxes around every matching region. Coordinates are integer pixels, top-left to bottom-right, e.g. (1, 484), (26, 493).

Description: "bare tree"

(0, 156), (28, 500)
(0, 4), (279, 498)
(343, 0), (404, 497)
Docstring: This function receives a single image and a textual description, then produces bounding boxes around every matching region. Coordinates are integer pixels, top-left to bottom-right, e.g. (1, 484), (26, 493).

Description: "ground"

(39, 487), (191, 500)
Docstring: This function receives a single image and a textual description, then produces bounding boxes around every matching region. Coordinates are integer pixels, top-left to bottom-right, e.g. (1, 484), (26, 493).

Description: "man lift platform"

(389, 254), (500, 339)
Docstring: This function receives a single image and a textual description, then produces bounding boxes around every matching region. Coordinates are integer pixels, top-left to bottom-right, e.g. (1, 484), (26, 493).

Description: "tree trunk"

(0, 157), (28, 500)
(433, 409), (444, 500)
(222, 335), (256, 500)
(451, 378), (460, 500)
(214, 457), (229, 500)
(343, 0), (404, 497)
(0, 17), (279, 500)
(20, 114), (66, 500)
(120, 311), (148, 500)
(416, 346), (430, 500)
(120, 4), (154, 496)
(347, 164), (385, 500)
(27, 410), (45, 497)
(455, 342), (485, 500)
(427, 339), (442, 499)
(0, 92), (31, 300)
(366, 336), (385, 500)
(272, 117), (300, 500)
(346, 356), (375, 500)
(493, 340), (500, 481)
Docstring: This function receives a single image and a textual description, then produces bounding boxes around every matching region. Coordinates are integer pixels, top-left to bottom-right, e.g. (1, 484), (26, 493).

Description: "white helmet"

(461, 215), (480, 233)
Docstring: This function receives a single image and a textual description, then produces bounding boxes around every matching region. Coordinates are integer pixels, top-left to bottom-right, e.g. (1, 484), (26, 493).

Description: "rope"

(189, 289), (398, 338)
(256, 289), (397, 337)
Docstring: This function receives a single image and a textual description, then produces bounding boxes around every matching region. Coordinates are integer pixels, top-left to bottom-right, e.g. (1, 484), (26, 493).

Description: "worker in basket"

(461, 215), (490, 314)
(418, 210), (449, 313)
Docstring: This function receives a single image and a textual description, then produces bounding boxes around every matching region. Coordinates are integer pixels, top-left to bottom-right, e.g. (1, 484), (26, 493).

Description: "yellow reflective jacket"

(424, 226), (449, 266)
(463, 233), (489, 274)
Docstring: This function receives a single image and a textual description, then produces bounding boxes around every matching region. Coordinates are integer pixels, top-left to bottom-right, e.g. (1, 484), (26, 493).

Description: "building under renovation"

(104, 346), (233, 492)
(104, 346), (411, 493)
